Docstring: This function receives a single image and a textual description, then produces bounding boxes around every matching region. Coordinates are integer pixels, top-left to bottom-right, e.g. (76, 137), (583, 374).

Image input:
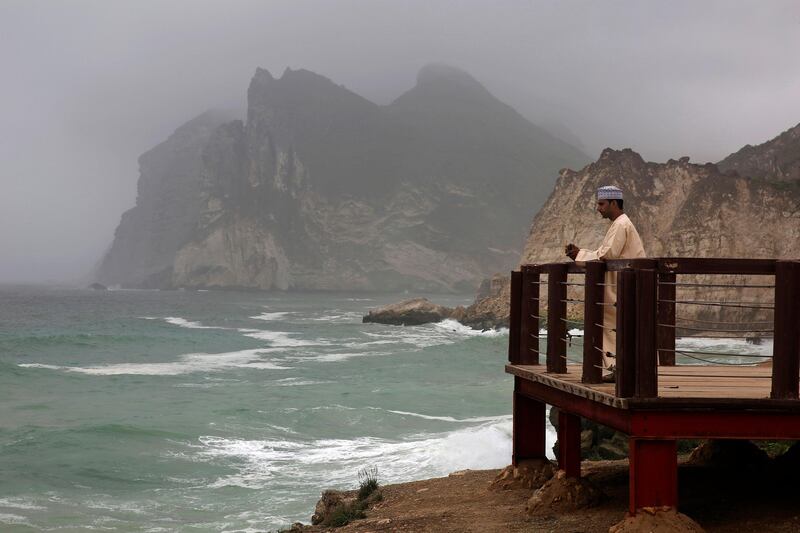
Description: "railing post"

(616, 268), (637, 397)
(546, 263), (568, 373)
(635, 268), (658, 398)
(582, 261), (604, 383)
(508, 270), (522, 364)
(519, 266), (540, 365)
(771, 260), (800, 399)
(657, 272), (676, 366)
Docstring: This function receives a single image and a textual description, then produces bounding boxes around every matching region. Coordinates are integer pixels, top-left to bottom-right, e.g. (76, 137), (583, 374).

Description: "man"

(564, 185), (646, 381)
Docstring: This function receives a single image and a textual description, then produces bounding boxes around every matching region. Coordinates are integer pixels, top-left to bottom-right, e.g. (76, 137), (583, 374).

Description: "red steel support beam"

(512, 378), (547, 465)
(557, 410), (582, 478)
(629, 438), (677, 514)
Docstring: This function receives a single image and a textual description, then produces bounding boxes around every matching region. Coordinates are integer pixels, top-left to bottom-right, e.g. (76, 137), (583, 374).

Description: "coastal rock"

(489, 458), (555, 491)
(459, 274), (511, 330)
(88, 283), (107, 290)
(526, 470), (604, 515)
(362, 298), (458, 326)
(687, 439), (769, 469)
(311, 489), (357, 526)
(609, 508), (705, 533)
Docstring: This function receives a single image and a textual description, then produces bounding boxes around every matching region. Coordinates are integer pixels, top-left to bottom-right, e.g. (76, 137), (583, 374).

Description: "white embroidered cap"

(597, 185), (623, 200)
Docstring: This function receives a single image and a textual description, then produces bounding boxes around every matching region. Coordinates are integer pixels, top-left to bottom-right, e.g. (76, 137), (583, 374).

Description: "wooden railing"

(508, 258), (800, 400)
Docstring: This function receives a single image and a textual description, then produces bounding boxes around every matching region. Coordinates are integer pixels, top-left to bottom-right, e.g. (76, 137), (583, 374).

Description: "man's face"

(597, 199), (612, 219)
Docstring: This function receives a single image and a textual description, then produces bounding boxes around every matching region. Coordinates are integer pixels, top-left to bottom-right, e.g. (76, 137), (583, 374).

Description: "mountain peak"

(416, 64), (487, 91)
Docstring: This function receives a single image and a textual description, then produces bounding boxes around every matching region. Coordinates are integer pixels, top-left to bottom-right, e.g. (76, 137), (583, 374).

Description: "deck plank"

(506, 363), (800, 409)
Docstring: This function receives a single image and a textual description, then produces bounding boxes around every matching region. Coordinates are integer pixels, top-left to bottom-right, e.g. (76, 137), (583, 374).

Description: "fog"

(1, 0), (799, 283)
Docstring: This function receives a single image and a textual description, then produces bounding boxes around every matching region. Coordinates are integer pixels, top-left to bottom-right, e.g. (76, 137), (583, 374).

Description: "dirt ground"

(292, 457), (800, 533)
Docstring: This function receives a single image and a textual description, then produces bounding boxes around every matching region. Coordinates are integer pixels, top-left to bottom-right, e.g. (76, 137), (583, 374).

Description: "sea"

(0, 286), (773, 532)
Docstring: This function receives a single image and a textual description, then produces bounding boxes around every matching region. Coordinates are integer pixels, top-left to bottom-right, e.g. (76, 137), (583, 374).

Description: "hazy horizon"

(2, 0), (799, 283)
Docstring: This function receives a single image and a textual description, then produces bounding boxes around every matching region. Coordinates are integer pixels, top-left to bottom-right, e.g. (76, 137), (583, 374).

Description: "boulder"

(311, 489), (357, 525)
(526, 470), (604, 515)
(489, 458), (555, 491)
(687, 439), (769, 469)
(609, 508), (705, 533)
(362, 297), (456, 326)
(88, 282), (108, 290)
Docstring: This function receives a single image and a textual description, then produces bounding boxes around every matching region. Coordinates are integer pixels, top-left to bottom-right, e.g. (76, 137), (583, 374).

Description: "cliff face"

(718, 122), (800, 182)
(521, 147), (800, 266)
(98, 65), (589, 291)
(98, 110), (234, 288)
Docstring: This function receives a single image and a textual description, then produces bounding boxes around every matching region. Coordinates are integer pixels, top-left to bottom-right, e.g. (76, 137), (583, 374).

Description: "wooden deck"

(506, 363), (800, 410)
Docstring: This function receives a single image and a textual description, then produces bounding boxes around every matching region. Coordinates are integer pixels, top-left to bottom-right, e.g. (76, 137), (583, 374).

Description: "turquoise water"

(0, 286), (771, 531)
(0, 286), (529, 532)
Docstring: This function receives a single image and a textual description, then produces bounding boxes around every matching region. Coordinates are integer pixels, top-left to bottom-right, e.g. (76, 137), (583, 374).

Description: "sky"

(1, 0), (799, 283)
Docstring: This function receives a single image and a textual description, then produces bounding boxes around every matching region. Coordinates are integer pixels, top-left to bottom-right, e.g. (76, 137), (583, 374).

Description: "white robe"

(575, 214), (646, 367)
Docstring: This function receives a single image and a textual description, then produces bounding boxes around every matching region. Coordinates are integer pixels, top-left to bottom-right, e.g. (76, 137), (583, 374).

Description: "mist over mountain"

(97, 65), (589, 291)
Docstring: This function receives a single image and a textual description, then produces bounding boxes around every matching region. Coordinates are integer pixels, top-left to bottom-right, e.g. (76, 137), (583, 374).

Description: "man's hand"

(565, 243), (579, 260)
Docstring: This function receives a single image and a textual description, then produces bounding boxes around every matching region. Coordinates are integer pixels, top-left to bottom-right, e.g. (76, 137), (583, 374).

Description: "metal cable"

(593, 346), (616, 357)
(675, 315), (774, 326)
(561, 299), (585, 303)
(560, 282), (585, 286)
(659, 281), (775, 289)
(657, 323), (774, 333)
(658, 348), (771, 359)
(597, 283), (616, 287)
(669, 350), (765, 366)
(594, 322), (615, 331)
(596, 302), (616, 306)
(560, 318), (584, 325)
(659, 299), (774, 310)
(530, 313), (543, 319)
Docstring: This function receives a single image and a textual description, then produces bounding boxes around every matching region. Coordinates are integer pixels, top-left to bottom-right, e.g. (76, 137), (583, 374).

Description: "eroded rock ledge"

(362, 274), (510, 329)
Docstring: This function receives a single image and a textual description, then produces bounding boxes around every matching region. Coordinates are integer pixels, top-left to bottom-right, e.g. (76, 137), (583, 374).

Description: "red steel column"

(512, 378), (547, 465)
(557, 410), (582, 478)
(628, 438), (678, 514)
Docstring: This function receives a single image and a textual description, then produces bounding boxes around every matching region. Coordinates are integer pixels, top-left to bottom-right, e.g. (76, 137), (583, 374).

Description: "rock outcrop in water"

(362, 297), (463, 326)
(97, 65), (589, 291)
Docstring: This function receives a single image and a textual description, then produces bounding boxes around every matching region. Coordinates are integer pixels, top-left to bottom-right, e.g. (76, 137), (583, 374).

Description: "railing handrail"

(509, 257), (799, 401)
(522, 257), (779, 275)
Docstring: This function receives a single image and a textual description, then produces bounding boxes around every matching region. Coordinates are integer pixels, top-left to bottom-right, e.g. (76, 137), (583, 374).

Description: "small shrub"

(357, 465), (379, 500)
(327, 501), (367, 527)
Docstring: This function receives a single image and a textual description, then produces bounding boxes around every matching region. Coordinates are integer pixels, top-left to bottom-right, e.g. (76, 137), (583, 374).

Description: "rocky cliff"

(718, 122), (800, 182)
(97, 65), (589, 291)
(462, 122), (800, 328)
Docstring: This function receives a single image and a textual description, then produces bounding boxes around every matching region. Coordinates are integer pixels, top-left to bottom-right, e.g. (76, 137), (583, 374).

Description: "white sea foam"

(141, 316), (225, 329)
(0, 498), (47, 511)
(675, 336), (773, 364)
(432, 319), (508, 337)
(251, 312), (291, 321)
(193, 412), (557, 491)
(19, 349), (290, 376)
(379, 408), (505, 423)
(238, 329), (328, 347)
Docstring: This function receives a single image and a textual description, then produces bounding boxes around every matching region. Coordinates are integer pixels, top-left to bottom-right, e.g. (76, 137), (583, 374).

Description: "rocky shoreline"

(284, 441), (800, 532)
